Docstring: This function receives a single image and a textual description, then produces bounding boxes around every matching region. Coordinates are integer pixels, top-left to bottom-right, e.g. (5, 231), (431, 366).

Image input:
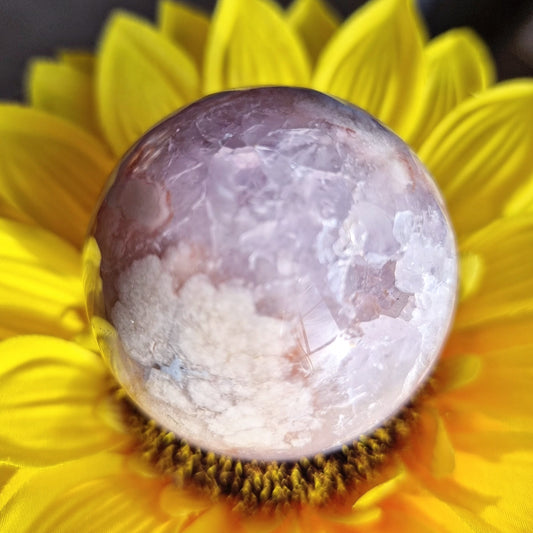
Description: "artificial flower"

(1, 0), (532, 531)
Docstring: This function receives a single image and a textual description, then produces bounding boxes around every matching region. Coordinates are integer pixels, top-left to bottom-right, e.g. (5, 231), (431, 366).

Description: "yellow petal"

(449, 315), (533, 356)
(452, 429), (533, 461)
(0, 105), (114, 247)
(0, 336), (124, 466)
(299, 505), (382, 531)
(403, 407), (455, 479)
(453, 451), (533, 532)
(405, 473), (496, 528)
(435, 354), (482, 393)
(394, 490), (498, 533)
(158, 0), (210, 69)
(184, 504), (239, 533)
(287, 0), (340, 65)
(458, 251), (485, 302)
(444, 345), (533, 429)
(97, 11), (200, 157)
(240, 511), (289, 533)
(0, 453), (130, 532)
(419, 80), (533, 237)
(82, 235), (106, 323)
(506, 168), (533, 215)
(59, 50), (95, 74)
(74, 325), (101, 353)
(0, 215), (80, 281)
(25, 474), (171, 533)
(158, 484), (210, 520)
(440, 407), (533, 461)
(313, 0), (426, 137)
(153, 524), (184, 533)
(455, 215), (533, 328)
(0, 219), (85, 339)
(407, 29), (494, 149)
(328, 486), (473, 533)
(0, 198), (32, 225)
(27, 57), (99, 136)
(0, 464), (17, 490)
(354, 473), (405, 510)
(203, 0), (310, 94)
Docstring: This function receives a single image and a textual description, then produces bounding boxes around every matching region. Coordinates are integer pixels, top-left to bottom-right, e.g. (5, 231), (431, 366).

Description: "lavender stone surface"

(89, 87), (458, 460)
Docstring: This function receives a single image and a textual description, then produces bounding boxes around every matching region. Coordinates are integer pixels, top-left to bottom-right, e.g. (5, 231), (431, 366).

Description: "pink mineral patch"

(90, 87), (458, 461)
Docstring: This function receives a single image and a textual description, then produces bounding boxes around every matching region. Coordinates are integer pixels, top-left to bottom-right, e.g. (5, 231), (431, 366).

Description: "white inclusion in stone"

(112, 255), (320, 456)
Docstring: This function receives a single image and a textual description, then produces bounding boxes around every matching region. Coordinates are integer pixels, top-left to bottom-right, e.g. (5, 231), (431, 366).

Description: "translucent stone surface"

(87, 87), (457, 461)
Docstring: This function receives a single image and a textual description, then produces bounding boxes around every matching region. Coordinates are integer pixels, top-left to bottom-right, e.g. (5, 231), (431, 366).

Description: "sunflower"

(1, 0), (532, 530)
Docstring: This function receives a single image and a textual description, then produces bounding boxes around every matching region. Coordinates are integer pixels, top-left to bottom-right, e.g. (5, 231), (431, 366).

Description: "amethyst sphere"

(86, 87), (457, 460)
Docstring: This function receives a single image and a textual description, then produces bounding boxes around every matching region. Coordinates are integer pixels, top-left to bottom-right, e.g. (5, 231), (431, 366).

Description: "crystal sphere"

(85, 87), (457, 461)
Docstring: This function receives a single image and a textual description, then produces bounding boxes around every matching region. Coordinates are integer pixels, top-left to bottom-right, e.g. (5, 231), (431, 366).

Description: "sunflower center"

(86, 87), (457, 461)
(118, 389), (418, 513)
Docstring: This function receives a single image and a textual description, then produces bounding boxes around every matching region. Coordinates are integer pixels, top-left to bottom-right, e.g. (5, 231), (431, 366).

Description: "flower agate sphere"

(87, 87), (457, 461)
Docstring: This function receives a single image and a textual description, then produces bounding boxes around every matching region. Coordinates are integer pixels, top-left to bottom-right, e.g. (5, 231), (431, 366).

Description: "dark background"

(1, 0), (532, 101)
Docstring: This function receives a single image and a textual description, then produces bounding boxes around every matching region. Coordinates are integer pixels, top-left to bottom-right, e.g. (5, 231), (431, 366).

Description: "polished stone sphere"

(86, 87), (457, 461)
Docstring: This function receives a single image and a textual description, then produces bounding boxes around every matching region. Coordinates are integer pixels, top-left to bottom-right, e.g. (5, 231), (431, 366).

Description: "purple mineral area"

(89, 87), (457, 461)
